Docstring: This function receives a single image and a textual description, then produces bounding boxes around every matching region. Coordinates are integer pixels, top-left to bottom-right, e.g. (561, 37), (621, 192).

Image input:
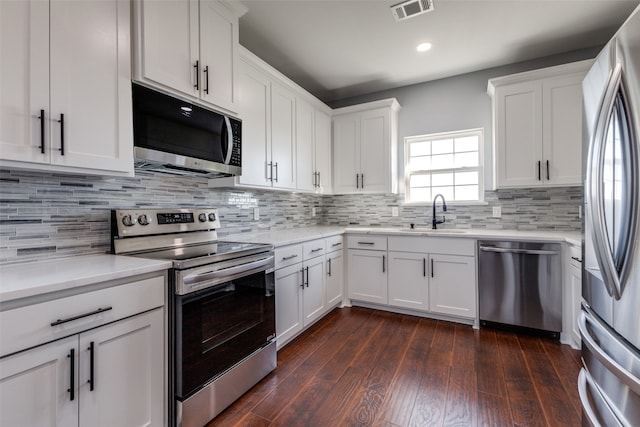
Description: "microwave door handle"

(223, 116), (233, 165)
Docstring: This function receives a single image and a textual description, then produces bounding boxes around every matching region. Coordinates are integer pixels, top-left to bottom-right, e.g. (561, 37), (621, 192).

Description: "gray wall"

(329, 47), (601, 190)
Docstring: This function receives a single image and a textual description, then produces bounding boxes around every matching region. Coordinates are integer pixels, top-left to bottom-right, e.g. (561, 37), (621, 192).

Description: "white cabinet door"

(0, 335), (78, 427)
(495, 81), (543, 188)
(1, 0), (133, 175)
(270, 82), (296, 190)
(360, 107), (390, 193)
(348, 249), (387, 304)
(388, 251), (429, 311)
(238, 60), (270, 187)
(0, 0), (49, 164)
(275, 264), (303, 348)
(199, 0), (238, 112)
(429, 254), (476, 318)
(302, 256), (325, 326)
(295, 97), (315, 192)
(543, 74), (583, 186)
(332, 113), (360, 194)
(78, 309), (164, 427)
(326, 250), (343, 308)
(136, 0), (198, 98)
(314, 108), (332, 193)
(49, 0), (133, 174)
(568, 261), (582, 347)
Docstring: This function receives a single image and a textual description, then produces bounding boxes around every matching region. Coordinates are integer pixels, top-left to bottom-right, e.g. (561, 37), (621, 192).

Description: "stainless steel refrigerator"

(580, 5), (640, 426)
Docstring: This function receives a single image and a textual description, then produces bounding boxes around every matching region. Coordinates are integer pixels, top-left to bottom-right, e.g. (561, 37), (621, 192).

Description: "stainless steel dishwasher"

(478, 240), (562, 338)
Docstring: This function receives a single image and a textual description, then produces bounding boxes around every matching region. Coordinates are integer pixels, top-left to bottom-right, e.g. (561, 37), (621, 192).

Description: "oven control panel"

(112, 208), (221, 238)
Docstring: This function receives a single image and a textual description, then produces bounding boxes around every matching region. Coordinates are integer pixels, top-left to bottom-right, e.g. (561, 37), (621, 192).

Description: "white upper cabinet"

(210, 47), (333, 193)
(296, 98), (332, 193)
(133, 0), (245, 114)
(0, 0), (134, 176)
(488, 60), (591, 189)
(332, 99), (400, 194)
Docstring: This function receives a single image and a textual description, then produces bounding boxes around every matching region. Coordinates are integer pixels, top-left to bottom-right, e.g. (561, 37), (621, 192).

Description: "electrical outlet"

(391, 207), (399, 217)
(312, 207), (316, 217)
(253, 207), (260, 220)
(492, 206), (502, 218)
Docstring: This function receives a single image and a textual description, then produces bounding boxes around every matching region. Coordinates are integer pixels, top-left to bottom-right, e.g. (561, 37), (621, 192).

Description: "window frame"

(403, 128), (485, 205)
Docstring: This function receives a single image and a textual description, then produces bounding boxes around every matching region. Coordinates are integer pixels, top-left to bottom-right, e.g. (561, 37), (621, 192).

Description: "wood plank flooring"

(206, 307), (582, 427)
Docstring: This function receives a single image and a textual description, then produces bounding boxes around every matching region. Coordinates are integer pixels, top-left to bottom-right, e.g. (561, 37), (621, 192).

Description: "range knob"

(198, 213), (207, 222)
(137, 214), (150, 226)
(121, 215), (134, 226)
(208, 213), (216, 222)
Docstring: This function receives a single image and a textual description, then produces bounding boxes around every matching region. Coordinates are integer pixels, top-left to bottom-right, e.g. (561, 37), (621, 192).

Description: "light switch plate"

(253, 207), (260, 220)
(492, 206), (502, 218)
(392, 207), (399, 217)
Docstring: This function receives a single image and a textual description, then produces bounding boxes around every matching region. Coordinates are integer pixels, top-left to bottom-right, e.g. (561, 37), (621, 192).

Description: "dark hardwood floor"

(206, 307), (583, 427)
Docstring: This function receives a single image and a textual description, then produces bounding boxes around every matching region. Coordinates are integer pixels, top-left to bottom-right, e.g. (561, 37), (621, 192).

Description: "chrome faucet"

(432, 193), (447, 229)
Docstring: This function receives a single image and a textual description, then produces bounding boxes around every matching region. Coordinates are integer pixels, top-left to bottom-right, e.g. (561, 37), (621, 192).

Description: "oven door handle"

(183, 256), (274, 285)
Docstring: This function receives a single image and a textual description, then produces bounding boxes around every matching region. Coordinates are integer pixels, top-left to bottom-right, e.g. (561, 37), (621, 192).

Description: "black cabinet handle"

(571, 256), (583, 263)
(194, 60), (199, 90)
(88, 341), (94, 391)
(431, 259), (434, 278)
(282, 254), (298, 261)
(537, 161), (541, 181)
(546, 160), (550, 180)
(328, 258), (332, 276)
(51, 306), (113, 326)
(58, 114), (64, 155)
(68, 348), (75, 401)
(356, 173), (359, 189)
(274, 162), (279, 182)
(204, 65), (209, 94)
(423, 258), (426, 277)
(382, 255), (386, 273)
(361, 173), (364, 188)
(331, 242), (342, 247)
(300, 268), (305, 288)
(39, 109), (45, 154)
(317, 172), (320, 187)
(310, 248), (323, 253)
(267, 161), (273, 182)
(305, 266), (309, 287)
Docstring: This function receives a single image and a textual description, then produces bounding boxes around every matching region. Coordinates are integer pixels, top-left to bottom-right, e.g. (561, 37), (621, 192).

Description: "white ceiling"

(237, 0), (639, 103)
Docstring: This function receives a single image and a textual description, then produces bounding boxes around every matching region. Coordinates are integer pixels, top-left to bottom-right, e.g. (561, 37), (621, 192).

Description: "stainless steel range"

(111, 208), (276, 427)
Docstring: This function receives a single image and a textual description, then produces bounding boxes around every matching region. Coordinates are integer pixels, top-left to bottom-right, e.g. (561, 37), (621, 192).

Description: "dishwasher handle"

(479, 246), (559, 256)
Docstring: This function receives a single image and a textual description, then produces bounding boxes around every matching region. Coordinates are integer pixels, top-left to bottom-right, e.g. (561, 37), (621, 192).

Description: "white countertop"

(224, 225), (346, 247)
(0, 254), (172, 303)
(225, 225), (581, 247)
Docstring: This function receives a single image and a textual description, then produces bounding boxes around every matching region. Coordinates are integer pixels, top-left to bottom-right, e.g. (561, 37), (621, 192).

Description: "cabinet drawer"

(0, 275), (165, 358)
(566, 243), (582, 268)
(347, 235), (387, 250)
(302, 239), (326, 260)
(275, 244), (303, 269)
(325, 235), (344, 253)
(388, 236), (474, 256)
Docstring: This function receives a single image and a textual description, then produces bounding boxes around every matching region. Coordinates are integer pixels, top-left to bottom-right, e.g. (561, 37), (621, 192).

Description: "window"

(405, 129), (483, 203)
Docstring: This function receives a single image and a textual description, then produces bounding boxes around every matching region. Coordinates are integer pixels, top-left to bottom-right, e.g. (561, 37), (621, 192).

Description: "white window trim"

(404, 128), (485, 204)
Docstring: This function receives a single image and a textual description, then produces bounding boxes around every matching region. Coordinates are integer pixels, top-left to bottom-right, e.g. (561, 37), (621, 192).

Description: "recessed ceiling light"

(416, 42), (432, 52)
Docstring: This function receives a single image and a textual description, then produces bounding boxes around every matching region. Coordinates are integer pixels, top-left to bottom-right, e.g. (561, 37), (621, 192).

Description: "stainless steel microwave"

(132, 83), (241, 178)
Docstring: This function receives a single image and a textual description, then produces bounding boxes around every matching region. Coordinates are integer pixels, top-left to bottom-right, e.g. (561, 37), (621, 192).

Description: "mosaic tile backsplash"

(0, 168), (582, 264)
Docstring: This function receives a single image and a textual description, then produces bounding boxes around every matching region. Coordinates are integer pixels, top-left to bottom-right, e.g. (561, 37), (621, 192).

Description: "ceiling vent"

(391, 0), (434, 22)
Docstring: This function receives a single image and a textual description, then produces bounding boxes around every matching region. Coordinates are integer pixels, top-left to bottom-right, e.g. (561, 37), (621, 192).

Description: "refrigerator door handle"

(578, 368), (624, 427)
(579, 309), (640, 396)
(586, 62), (640, 300)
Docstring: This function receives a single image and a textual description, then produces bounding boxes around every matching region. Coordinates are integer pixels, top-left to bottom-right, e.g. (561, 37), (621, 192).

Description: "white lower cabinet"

(388, 251), (428, 311)
(325, 249), (344, 307)
(349, 234), (477, 322)
(348, 249), (388, 304)
(428, 254), (476, 318)
(275, 263), (303, 349)
(563, 243), (582, 349)
(0, 308), (164, 427)
(275, 236), (343, 349)
(0, 274), (166, 427)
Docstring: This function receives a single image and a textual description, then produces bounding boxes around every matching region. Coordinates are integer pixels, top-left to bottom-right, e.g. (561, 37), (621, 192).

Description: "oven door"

(174, 260), (275, 400)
